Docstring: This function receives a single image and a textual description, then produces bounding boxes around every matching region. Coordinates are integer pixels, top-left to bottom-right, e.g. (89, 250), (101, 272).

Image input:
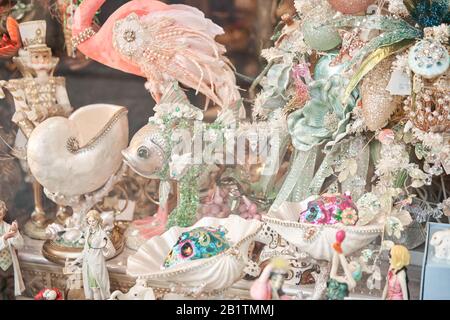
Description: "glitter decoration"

(167, 165), (202, 228)
(403, 74), (450, 132)
(330, 15), (422, 69)
(361, 56), (403, 131)
(302, 3), (342, 51)
(404, 0), (450, 28)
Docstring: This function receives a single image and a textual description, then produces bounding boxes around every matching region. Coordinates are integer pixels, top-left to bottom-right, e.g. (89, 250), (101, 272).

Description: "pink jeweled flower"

(377, 129), (395, 145)
(341, 208), (359, 225)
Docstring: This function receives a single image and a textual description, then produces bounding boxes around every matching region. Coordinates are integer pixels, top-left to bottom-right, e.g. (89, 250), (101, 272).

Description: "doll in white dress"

(70, 210), (116, 300)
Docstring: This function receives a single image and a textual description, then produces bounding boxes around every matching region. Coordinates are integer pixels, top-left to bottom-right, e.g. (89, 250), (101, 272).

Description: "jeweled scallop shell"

(266, 200), (383, 261)
(127, 215), (263, 292)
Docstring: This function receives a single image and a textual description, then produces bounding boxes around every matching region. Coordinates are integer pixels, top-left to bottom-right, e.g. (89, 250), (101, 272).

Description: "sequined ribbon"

(308, 151), (335, 196)
(291, 148), (317, 202)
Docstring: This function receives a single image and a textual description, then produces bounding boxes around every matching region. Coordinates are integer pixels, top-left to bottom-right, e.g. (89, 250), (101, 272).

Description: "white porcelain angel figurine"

(69, 210), (116, 300)
(326, 230), (362, 300)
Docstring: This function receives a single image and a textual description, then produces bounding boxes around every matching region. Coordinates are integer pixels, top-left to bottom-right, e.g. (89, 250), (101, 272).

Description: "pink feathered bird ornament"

(72, 0), (244, 116)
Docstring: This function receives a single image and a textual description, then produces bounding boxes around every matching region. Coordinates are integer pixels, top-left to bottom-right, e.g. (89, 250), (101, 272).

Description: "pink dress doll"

(382, 245), (410, 300)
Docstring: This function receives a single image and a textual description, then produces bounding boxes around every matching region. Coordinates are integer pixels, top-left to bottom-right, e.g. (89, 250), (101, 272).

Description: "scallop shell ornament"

(361, 57), (403, 131)
(327, 0), (377, 14)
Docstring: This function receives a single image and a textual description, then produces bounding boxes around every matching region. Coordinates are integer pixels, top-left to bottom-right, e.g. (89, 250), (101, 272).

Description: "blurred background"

(0, 0), (296, 222)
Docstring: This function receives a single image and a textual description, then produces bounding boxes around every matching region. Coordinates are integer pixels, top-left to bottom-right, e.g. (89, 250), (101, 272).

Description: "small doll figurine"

(0, 200), (25, 300)
(34, 288), (63, 300)
(382, 245), (410, 300)
(69, 210), (116, 300)
(250, 257), (291, 300)
(326, 230), (362, 300)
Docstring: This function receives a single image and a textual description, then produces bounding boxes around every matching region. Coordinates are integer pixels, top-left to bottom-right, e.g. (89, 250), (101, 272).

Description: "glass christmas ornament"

(302, 20), (342, 51)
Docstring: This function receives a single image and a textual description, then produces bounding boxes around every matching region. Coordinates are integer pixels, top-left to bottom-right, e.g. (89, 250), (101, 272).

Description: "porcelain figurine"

(0, 200), (25, 300)
(69, 210), (116, 300)
(250, 257), (290, 300)
(326, 230), (362, 300)
(110, 279), (155, 300)
(0, 20), (73, 238)
(430, 229), (450, 261)
(382, 245), (410, 300)
(72, 0), (244, 119)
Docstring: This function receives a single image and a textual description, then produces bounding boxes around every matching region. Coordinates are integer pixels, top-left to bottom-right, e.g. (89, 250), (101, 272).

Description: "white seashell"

(127, 215), (263, 292)
(266, 200), (383, 261)
(27, 104), (129, 197)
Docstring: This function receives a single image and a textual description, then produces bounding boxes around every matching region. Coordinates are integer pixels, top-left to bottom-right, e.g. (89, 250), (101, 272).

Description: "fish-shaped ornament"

(162, 226), (230, 269)
(299, 193), (359, 226)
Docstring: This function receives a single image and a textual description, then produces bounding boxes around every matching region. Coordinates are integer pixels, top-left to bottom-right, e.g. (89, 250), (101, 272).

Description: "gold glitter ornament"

(361, 57), (403, 131)
(403, 73), (450, 133)
(327, 0), (377, 14)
